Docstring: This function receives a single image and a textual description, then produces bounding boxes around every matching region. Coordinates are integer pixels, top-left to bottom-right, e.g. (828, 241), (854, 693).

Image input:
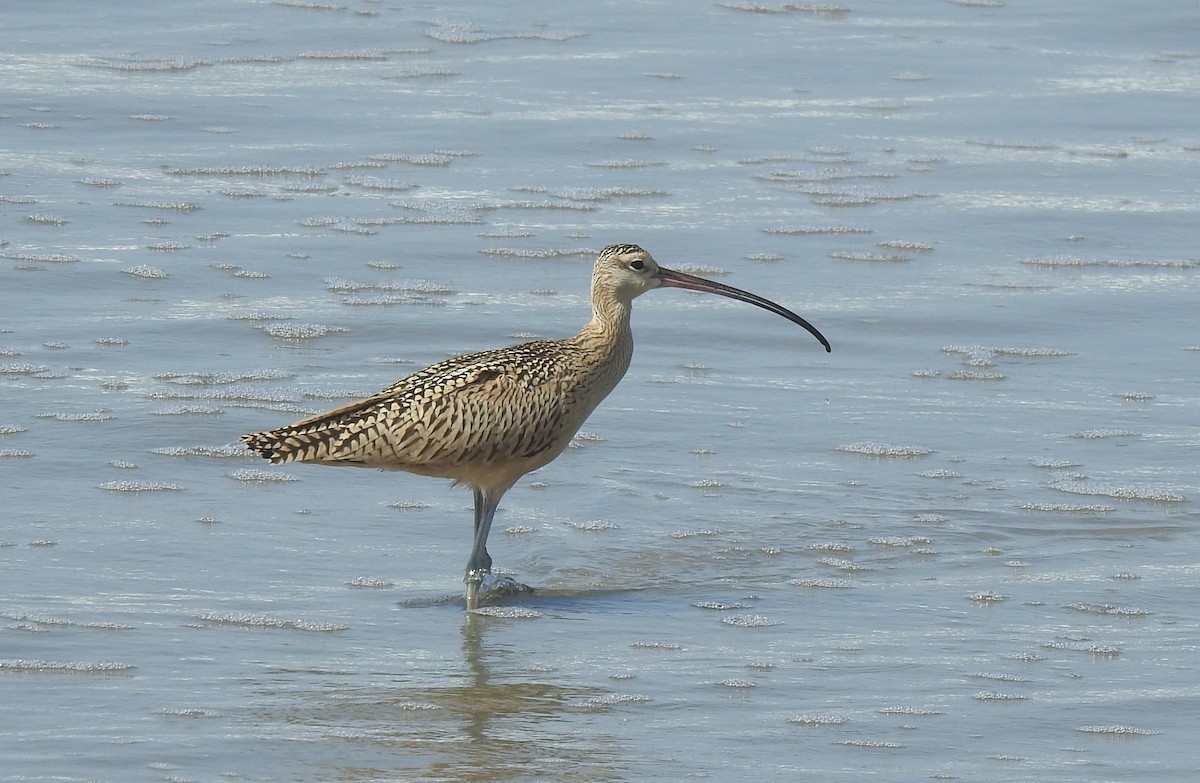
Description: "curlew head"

(593, 243), (831, 352)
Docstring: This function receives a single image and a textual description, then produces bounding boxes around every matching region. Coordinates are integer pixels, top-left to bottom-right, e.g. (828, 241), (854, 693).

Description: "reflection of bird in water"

(242, 244), (831, 608)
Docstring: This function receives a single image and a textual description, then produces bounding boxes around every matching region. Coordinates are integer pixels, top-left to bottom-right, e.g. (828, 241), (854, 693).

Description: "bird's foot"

(464, 569), (534, 609)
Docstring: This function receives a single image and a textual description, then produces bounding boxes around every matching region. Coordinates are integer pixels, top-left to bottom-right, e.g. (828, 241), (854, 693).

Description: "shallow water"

(2, 1), (1198, 781)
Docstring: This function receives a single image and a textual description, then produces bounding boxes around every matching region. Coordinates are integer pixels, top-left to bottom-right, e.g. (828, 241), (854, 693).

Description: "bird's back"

(241, 334), (631, 491)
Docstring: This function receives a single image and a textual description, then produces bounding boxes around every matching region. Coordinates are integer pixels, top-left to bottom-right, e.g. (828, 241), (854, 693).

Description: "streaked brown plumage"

(242, 243), (830, 608)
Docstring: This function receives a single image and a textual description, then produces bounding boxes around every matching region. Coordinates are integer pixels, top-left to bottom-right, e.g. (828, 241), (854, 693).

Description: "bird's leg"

(463, 486), (533, 608)
(464, 487), (499, 609)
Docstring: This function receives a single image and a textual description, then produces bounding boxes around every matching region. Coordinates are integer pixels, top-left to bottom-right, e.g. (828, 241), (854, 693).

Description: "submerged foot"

(464, 569), (534, 609)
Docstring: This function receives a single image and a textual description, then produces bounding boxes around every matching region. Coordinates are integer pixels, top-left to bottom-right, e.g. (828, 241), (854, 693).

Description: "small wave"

(878, 706), (944, 715)
(1075, 724), (1159, 736)
(788, 714), (848, 726)
(468, 606), (542, 619)
(158, 708), (222, 718)
(836, 739), (904, 749)
(569, 692), (650, 709)
(721, 614), (784, 628)
(0, 363), (50, 375)
(193, 612), (347, 631)
(868, 536), (930, 547)
(346, 576), (395, 589)
(1030, 459), (1080, 469)
(789, 577), (853, 589)
(1022, 255), (1197, 269)
(947, 370), (1006, 381)
(917, 469), (962, 479)
(99, 481), (184, 492)
(1021, 502), (1115, 513)
(1050, 481), (1185, 503)
(630, 641), (682, 650)
(973, 692), (1027, 701)
(1042, 640), (1120, 657)
(762, 225), (871, 235)
(1064, 602), (1152, 618)
(1068, 429), (1140, 439)
(818, 557), (870, 572)
(0, 659), (134, 673)
(227, 469), (298, 483)
(261, 323), (348, 340)
(835, 442), (933, 458)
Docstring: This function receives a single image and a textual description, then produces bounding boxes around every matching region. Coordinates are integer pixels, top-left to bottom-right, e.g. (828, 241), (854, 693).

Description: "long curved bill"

(656, 267), (831, 353)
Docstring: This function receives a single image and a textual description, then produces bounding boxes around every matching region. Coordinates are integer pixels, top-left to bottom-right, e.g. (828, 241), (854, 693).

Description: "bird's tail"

(241, 394), (386, 465)
(241, 427), (313, 464)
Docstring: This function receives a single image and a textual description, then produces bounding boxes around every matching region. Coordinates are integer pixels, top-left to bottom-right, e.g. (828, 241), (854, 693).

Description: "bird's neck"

(580, 287), (632, 344)
(573, 285), (633, 360)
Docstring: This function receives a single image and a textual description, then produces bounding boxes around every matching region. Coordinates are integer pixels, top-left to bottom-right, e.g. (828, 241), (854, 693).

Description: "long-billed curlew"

(242, 244), (830, 608)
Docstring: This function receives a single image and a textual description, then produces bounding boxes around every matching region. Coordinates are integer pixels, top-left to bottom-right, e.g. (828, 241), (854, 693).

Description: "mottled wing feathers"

(241, 340), (583, 476)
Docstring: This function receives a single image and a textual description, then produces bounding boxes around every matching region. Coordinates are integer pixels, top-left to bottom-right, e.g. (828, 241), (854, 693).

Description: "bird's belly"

(379, 443), (569, 492)
(320, 423), (574, 491)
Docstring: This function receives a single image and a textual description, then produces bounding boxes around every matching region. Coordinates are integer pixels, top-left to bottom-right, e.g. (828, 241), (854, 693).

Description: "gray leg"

(464, 488), (500, 609)
(463, 487), (533, 609)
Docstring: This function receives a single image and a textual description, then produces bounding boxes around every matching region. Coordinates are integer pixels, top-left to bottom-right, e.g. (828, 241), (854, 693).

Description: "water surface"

(2, 1), (1198, 781)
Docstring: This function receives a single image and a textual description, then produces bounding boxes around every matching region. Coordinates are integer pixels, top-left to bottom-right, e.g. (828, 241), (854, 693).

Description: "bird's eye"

(630, 259), (645, 271)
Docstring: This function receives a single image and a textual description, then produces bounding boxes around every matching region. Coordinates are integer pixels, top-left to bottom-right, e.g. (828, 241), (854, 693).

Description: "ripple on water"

(1031, 459), (1082, 469)
(345, 576), (395, 589)
(836, 739), (905, 749)
(835, 442), (934, 458)
(1075, 724), (1159, 736)
(1, 364), (50, 375)
(153, 405), (222, 416)
(693, 601), (754, 610)
(479, 247), (595, 259)
(1063, 602), (1152, 618)
(227, 469), (299, 483)
(878, 706), (944, 717)
(468, 606), (543, 619)
(947, 370), (1006, 381)
(1068, 429), (1140, 439)
(789, 577), (854, 589)
(721, 614), (784, 628)
(569, 692), (650, 710)
(630, 641), (683, 650)
(1021, 502), (1115, 513)
(973, 692), (1028, 702)
(151, 445), (251, 458)
(817, 557), (871, 573)
(260, 323), (348, 340)
(868, 536), (931, 547)
(1022, 255), (1198, 269)
(788, 714), (849, 727)
(0, 659), (135, 673)
(917, 469), (962, 479)
(1049, 481), (1186, 503)
(1042, 639), (1121, 657)
(98, 480), (184, 492)
(192, 612), (348, 632)
(155, 369), (294, 385)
